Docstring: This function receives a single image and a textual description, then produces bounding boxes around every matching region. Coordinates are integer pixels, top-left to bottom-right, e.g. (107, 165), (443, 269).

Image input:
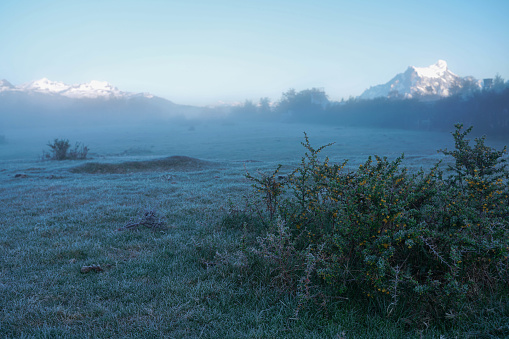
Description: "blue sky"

(1, 0), (508, 105)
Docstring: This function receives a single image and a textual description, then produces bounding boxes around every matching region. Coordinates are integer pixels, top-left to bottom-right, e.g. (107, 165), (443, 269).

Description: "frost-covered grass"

(1, 122), (506, 338)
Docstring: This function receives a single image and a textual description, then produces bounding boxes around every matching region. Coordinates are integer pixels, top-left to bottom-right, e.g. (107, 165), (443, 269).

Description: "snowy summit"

(1, 78), (153, 99)
(61, 80), (124, 99)
(414, 59), (449, 78)
(359, 60), (472, 100)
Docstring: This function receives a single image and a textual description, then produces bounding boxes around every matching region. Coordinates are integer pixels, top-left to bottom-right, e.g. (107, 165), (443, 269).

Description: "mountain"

(5, 77), (154, 99)
(359, 60), (480, 100)
(0, 78), (210, 128)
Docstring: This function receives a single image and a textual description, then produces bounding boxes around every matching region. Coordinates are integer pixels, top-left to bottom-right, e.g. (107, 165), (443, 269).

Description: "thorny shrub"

(244, 125), (509, 323)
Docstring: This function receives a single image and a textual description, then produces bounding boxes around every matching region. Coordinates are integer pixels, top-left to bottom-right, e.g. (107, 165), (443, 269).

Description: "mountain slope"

(0, 79), (15, 92)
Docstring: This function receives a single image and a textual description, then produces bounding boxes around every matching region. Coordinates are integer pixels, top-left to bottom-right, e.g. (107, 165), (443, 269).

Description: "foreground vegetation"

(240, 124), (509, 332)
(1, 124), (508, 338)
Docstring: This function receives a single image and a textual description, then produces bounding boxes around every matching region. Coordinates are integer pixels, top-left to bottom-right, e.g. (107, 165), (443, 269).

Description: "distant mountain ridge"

(0, 78), (213, 128)
(0, 77), (154, 99)
(359, 60), (481, 100)
(0, 61), (485, 107)
(1, 62), (503, 129)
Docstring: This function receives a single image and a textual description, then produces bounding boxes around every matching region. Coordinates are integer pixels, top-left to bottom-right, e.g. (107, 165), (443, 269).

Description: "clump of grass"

(240, 125), (509, 327)
(44, 138), (89, 160)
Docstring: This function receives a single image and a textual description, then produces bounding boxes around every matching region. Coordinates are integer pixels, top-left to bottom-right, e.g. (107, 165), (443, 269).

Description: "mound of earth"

(119, 147), (153, 156)
(70, 156), (214, 174)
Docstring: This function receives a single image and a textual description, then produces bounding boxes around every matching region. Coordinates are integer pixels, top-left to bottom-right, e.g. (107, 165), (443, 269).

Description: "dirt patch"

(70, 155), (215, 174)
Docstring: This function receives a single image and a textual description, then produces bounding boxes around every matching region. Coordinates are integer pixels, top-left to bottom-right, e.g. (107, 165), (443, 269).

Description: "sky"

(1, 0), (508, 106)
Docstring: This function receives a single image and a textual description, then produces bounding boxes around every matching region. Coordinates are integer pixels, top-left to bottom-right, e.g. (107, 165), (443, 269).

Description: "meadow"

(1, 121), (508, 338)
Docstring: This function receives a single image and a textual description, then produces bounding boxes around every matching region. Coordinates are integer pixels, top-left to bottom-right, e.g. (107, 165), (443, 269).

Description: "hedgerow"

(243, 124), (509, 324)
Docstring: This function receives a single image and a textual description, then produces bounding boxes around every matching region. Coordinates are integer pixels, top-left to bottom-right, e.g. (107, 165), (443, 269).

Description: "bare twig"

(80, 265), (103, 273)
(420, 236), (454, 270)
(117, 209), (167, 231)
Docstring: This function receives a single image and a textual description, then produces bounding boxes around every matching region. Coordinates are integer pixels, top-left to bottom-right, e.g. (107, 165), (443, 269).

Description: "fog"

(1, 85), (508, 170)
(0, 117), (459, 172)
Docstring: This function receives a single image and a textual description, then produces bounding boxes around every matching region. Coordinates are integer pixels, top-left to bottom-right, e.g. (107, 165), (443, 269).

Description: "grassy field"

(1, 122), (507, 338)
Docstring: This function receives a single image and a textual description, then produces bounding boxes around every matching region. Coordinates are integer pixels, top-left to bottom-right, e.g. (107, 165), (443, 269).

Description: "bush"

(45, 139), (89, 160)
(244, 126), (509, 323)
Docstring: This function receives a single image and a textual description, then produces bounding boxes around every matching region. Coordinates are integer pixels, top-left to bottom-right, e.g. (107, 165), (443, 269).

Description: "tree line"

(232, 77), (509, 137)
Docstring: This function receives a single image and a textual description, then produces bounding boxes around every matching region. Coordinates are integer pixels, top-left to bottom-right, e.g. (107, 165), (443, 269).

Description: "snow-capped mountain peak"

(21, 78), (71, 93)
(413, 59), (449, 78)
(64, 80), (123, 99)
(359, 60), (471, 100)
(1, 78), (153, 99)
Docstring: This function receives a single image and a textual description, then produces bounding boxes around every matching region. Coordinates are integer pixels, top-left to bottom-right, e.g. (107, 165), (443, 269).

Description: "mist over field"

(1, 83), (508, 167)
(0, 113), (459, 166)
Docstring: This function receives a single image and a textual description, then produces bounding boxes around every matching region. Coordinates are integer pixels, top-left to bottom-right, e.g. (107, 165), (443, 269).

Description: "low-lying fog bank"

(1, 120), (491, 173)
